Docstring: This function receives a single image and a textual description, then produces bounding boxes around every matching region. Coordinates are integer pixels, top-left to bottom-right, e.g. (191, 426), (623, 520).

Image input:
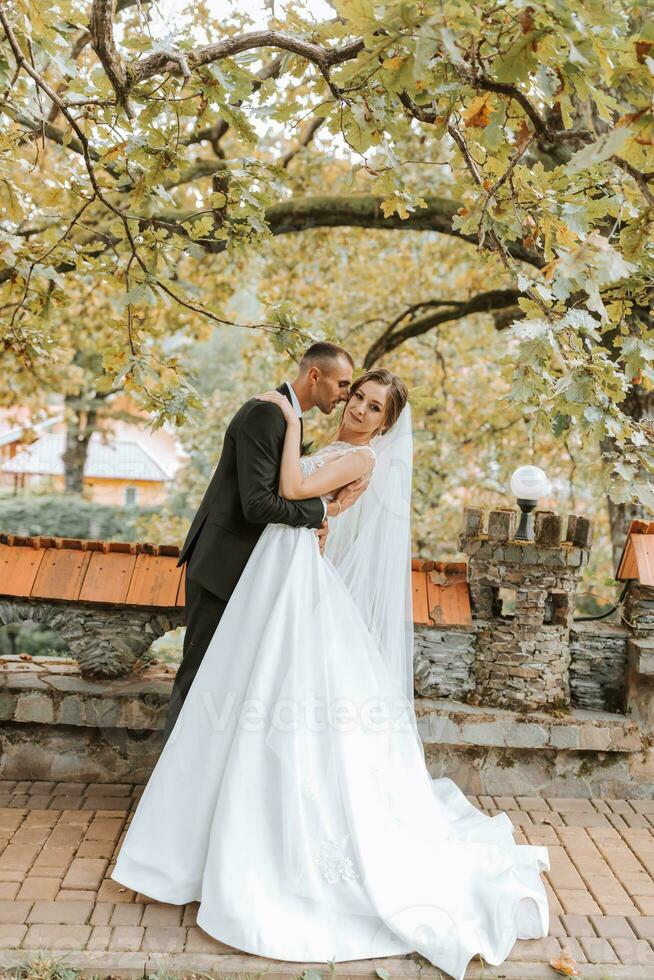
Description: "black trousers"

(160, 567), (228, 748)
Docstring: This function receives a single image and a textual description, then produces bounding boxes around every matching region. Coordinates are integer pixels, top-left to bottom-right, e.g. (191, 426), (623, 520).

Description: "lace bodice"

(300, 440), (376, 502)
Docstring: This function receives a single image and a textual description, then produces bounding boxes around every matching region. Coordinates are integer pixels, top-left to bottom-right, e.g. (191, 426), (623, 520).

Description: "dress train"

(111, 522), (549, 980)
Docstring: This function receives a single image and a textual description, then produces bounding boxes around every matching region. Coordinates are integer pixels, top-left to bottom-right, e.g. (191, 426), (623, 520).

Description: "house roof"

(0, 413), (63, 447)
(616, 519), (654, 586)
(0, 433), (170, 483)
(0, 534), (473, 624)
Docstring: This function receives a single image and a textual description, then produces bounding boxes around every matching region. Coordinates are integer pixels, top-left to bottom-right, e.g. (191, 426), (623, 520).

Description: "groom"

(161, 341), (366, 747)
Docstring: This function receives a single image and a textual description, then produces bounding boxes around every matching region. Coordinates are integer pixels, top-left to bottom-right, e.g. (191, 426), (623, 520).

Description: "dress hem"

(111, 860), (415, 964)
(111, 852), (550, 980)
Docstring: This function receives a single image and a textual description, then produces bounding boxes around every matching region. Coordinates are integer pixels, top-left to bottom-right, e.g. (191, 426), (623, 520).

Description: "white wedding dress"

(111, 435), (550, 980)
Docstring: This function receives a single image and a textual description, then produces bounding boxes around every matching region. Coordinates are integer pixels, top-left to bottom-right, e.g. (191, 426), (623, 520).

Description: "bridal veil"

(325, 403), (416, 709)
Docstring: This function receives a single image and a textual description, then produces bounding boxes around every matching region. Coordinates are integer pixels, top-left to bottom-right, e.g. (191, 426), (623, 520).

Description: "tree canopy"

(1, 0), (653, 520)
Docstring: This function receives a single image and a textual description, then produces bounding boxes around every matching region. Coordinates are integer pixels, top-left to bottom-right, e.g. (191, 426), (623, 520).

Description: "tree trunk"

(62, 397), (98, 494)
(605, 494), (648, 573)
(602, 384), (654, 571)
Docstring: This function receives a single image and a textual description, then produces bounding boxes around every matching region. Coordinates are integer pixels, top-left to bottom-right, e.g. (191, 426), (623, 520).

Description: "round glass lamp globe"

(510, 465), (550, 501)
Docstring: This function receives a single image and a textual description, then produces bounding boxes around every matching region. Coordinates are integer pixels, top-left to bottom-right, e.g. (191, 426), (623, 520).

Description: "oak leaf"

(635, 40), (654, 64)
(463, 95), (494, 129)
(550, 946), (582, 976)
(519, 6), (535, 32)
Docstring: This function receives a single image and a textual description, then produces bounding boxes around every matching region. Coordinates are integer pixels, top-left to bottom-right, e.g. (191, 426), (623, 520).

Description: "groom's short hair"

(299, 341), (354, 372)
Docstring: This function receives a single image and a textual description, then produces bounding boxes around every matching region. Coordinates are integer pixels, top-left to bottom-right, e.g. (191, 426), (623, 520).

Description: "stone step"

(415, 698), (642, 753)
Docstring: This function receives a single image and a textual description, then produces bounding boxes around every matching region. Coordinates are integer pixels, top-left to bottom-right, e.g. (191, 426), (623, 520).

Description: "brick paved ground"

(1, 782), (654, 978)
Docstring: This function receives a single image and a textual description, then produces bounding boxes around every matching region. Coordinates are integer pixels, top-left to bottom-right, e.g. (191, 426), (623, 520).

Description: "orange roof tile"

(0, 534), (184, 609)
(0, 534), (472, 624)
(411, 561), (472, 627)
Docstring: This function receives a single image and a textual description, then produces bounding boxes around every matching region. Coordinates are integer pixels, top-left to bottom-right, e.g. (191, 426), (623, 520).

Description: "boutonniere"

(300, 440), (314, 457)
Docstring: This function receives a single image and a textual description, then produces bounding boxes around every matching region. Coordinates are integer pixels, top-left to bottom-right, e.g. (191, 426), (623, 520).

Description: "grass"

(0, 951), (338, 980)
(4, 949), (624, 980)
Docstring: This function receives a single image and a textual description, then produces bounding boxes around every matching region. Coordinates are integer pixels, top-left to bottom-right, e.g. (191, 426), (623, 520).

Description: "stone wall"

(413, 620), (629, 713)
(623, 582), (654, 736)
(569, 622), (629, 712)
(0, 657), (169, 784)
(1, 655), (649, 798)
(0, 598), (184, 677)
(416, 697), (650, 799)
(413, 624), (477, 699)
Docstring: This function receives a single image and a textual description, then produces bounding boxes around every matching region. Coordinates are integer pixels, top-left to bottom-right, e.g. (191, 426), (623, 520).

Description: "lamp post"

(510, 465), (551, 541)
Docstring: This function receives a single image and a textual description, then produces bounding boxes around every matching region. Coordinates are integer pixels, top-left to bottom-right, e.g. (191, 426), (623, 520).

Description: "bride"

(111, 369), (550, 980)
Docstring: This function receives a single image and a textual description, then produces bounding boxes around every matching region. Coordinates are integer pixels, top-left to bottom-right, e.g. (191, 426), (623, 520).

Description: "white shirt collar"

(285, 381), (303, 418)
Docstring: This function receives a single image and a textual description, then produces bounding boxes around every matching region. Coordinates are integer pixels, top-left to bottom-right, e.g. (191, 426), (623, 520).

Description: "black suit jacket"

(177, 383), (324, 600)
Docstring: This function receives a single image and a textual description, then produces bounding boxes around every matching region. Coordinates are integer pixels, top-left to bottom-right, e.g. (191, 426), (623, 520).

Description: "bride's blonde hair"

(332, 369), (409, 442)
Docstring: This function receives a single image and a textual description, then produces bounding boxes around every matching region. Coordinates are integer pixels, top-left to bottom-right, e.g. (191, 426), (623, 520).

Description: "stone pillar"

(458, 507), (593, 711)
(623, 584), (654, 731)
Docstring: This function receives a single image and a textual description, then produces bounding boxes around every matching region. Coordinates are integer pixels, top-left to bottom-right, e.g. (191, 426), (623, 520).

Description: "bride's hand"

(255, 390), (299, 424)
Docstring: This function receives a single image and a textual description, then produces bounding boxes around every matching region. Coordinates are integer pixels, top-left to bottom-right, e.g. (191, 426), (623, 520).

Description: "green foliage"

(0, 0), (653, 514)
(0, 492), (158, 540)
(0, 622), (68, 657)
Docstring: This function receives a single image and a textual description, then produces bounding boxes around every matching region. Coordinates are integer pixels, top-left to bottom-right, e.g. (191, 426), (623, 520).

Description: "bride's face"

(342, 380), (389, 440)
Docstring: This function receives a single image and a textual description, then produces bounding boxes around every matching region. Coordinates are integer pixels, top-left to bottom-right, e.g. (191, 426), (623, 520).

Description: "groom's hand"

(314, 519), (329, 555)
(328, 475), (368, 516)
